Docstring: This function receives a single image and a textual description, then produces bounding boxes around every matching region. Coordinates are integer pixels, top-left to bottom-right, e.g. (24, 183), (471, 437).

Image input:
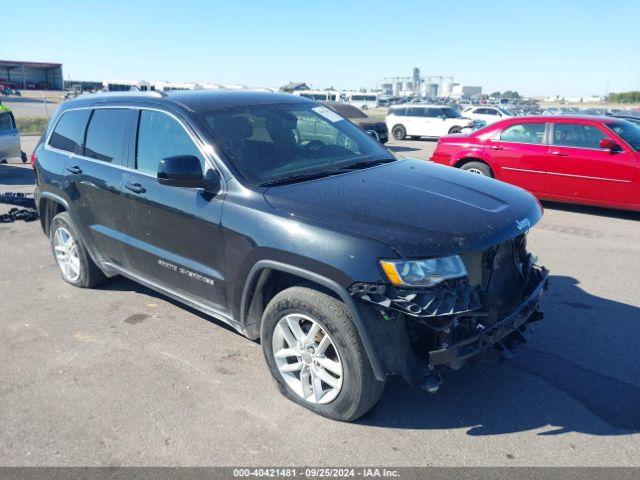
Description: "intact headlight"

(380, 255), (467, 287)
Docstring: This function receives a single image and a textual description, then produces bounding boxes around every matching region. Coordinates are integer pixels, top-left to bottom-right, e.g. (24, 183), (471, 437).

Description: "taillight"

(30, 152), (37, 167)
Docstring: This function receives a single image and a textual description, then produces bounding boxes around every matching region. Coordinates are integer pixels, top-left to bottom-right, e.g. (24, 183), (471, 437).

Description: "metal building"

(0, 60), (64, 90)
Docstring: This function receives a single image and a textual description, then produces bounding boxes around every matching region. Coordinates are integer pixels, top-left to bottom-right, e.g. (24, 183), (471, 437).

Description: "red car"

(430, 116), (640, 211)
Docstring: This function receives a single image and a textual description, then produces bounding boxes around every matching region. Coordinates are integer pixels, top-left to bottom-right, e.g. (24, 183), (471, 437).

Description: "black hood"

(264, 160), (543, 258)
(349, 118), (386, 128)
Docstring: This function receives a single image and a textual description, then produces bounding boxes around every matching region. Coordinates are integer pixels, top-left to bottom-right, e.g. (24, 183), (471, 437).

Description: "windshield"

(198, 103), (393, 185)
(442, 107), (462, 118)
(499, 108), (516, 116)
(606, 120), (640, 151)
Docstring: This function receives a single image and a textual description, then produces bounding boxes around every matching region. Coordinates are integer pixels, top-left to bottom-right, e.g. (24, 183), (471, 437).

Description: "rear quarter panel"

(431, 136), (486, 167)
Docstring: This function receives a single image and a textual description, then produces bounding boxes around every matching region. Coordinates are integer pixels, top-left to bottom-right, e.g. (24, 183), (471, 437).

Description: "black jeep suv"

(33, 91), (548, 421)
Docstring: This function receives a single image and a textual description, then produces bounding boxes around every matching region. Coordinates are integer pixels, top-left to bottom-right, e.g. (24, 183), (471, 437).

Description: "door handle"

(66, 165), (83, 174)
(125, 182), (146, 194)
(489, 145), (503, 150)
(550, 151), (568, 157)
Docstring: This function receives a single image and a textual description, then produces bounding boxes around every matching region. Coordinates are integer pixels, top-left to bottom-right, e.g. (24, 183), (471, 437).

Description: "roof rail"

(77, 90), (167, 99)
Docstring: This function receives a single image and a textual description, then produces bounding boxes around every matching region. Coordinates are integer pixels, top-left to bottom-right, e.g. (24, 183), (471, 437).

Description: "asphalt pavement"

(0, 136), (639, 466)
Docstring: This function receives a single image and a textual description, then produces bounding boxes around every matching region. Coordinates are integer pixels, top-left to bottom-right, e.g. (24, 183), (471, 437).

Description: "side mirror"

(157, 155), (219, 190)
(599, 138), (621, 152)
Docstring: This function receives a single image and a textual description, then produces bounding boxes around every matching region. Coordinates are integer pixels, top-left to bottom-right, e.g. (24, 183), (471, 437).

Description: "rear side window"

(553, 123), (606, 149)
(406, 107), (425, 117)
(84, 109), (130, 163)
(0, 112), (15, 132)
(136, 110), (204, 174)
(48, 109), (90, 154)
(500, 123), (546, 144)
(389, 107), (406, 116)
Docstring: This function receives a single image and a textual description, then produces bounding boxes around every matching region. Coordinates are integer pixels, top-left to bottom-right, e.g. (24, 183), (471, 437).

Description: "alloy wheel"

(271, 313), (343, 404)
(53, 226), (81, 282)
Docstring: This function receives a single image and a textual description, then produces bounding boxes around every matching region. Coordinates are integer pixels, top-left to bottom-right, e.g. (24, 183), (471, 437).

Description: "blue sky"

(6, 0), (639, 96)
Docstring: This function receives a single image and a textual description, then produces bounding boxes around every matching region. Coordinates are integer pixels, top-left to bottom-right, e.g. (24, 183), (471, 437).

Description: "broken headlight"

(380, 255), (467, 287)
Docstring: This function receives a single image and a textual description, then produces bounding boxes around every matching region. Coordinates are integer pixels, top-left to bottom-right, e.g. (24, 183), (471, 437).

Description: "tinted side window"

(136, 110), (204, 174)
(425, 108), (442, 118)
(48, 109), (90, 154)
(0, 112), (15, 132)
(553, 123), (606, 149)
(500, 123), (545, 144)
(84, 109), (130, 163)
(407, 107), (425, 117)
(390, 107), (406, 116)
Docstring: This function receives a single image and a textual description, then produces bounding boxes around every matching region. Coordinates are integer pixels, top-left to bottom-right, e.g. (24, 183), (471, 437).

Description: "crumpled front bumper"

(349, 261), (549, 380)
(427, 269), (548, 368)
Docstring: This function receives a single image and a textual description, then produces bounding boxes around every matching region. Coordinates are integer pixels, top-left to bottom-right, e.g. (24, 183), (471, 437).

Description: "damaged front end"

(350, 234), (549, 391)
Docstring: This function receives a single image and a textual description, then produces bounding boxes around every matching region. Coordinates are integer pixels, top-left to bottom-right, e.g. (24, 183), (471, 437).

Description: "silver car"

(0, 108), (26, 163)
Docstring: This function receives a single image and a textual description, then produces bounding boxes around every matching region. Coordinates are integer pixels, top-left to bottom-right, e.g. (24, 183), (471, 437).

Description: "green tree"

(607, 91), (640, 103)
(502, 90), (521, 99)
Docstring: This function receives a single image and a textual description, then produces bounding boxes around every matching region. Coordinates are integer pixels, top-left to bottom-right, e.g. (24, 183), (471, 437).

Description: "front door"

(486, 122), (548, 195)
(120, 109), (227, 311)
(545, 122), (634, 205)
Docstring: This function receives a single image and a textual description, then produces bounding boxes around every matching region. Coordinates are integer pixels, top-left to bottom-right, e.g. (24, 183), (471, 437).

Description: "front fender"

(239, 259), (386, 382)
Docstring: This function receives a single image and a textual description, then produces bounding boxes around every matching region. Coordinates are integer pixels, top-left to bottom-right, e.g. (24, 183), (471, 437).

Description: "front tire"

(448, 126), (462, 134)
(49, 212), (107, 288)
(261, 287), (385, 422)
(391, 125), (406, 140)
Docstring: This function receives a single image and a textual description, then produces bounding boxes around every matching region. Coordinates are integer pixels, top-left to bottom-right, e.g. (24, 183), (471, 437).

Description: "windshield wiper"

(337, 157), (396, 171)
(259, 170), (344, 187)
(259, 158), (396, 186)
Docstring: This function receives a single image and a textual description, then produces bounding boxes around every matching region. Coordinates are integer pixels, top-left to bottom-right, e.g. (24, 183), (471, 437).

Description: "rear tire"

(391, 125), (406, 140)
(21, 151), (28, 163)
(261, 286), (385, 422)
(49, 212), (107, 288)
(460, 161), (493, 177)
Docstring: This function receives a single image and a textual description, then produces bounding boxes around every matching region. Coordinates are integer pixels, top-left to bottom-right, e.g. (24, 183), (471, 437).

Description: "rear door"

(68, 108), (134, 267)
(545, 121), (634, 205)
(404, 107), (424, 136)
(120, 108), (228, 311)
(0, 110), (20, 160)
(485, 121), (548, 194)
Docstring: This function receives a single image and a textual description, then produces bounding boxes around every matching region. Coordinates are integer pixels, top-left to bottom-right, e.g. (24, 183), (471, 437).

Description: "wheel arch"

(240, 260), (385, 381)
(454, 156), (493, 173)
(38, 192), (69, 235)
